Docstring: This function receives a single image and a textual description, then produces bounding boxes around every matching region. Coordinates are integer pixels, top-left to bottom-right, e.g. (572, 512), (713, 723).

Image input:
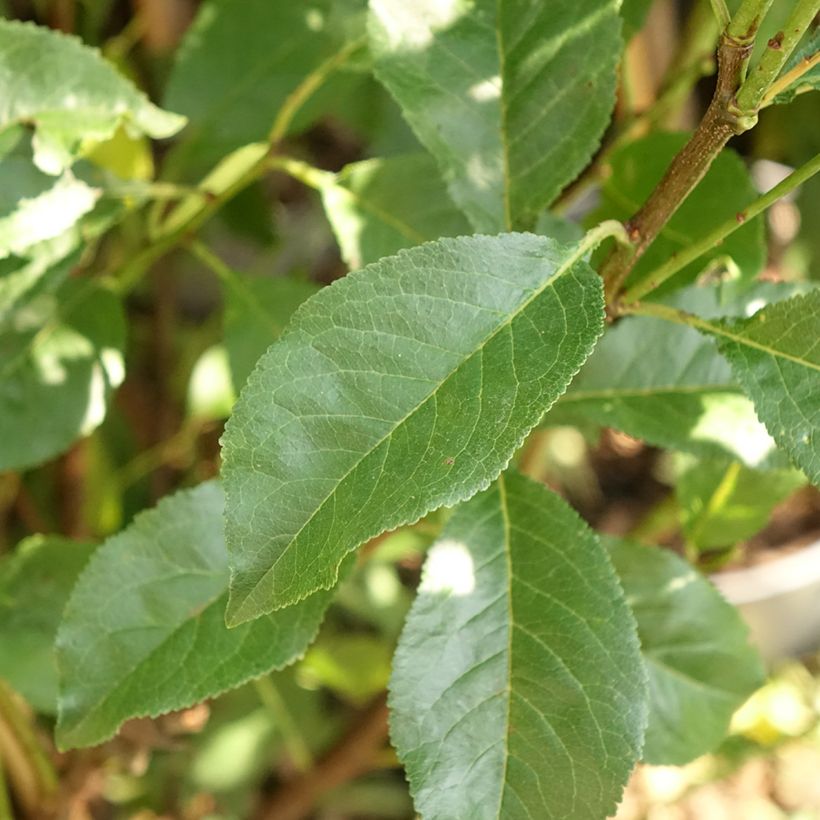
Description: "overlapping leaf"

(0, 278), (125, 471)
(390, 471), (646, 819)
(0, 536), (95, 713)
(607, 537), (763, 764)
(0, 19), (184, 175)
(319, 153), (470, 268)
(222, 232), (606, 624)
(369, 0), (621, 232)
(56, 482), (340, 750)
(770, 29), (819, 105)
(547, 283), (801, 466)
(703, 289), (820, 485)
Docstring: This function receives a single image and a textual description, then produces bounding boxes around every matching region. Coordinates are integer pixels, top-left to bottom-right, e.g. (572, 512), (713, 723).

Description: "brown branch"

(256, 693), (390, 820)
(601, 29), (756, 306)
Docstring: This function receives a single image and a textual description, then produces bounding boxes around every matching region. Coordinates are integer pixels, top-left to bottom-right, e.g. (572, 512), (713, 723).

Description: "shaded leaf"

(677, 457), (806, 552)
(390, 471), (646, 819)
(0, 279), (126, 471)
(0, 19), (184, 175)
(223, 274), (320, 390)
(164, 0), (363, 173)
(56, 482), (339, 750)
(594, 133), (765, 294)
(0, 536), (95, 713)
(607, 537), (764, 764)
(369, 0), (621, 232)
(222, 232), (606, 624)
(320, 153), (470, 268)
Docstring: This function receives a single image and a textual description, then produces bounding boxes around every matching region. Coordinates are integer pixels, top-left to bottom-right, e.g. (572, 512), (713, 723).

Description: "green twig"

(708, 0), (731, 31)
(760, 46), (820, 108)
(736, 0), (820, 113)
(253, 677), (313, 773)
(622, 151), (820, 302)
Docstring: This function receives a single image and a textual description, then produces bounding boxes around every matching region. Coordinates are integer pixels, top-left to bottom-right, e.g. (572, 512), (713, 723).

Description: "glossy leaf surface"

(607, 537), (763, 764)
(0, 19), (184, 174)
(390, 472), (646, 819)
(369, 0), (621, 231)
(56, 482), (338, 750)
(222, 232), (606, 624)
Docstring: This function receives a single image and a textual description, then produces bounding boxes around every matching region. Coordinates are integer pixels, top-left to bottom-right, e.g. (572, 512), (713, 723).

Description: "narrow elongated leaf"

(390, 472), (646, 819)
(0, 279), (125, 471)
(0, 536), (95, 714)
(320, 153), (470, 268)
(703, 289), (820, 484)
(0, 19), (184, 175)
(676, 457), (806, 552)
(547, 283), (801, 467)
(56, 482), (339, 750)
(593, 134), (765, 293)
(165, 0), (363, 173)
(222, 232), (606, 624)
(369, 0), (621, 232)
(223, 273), (319, 390)
(607, 537), (764, 765)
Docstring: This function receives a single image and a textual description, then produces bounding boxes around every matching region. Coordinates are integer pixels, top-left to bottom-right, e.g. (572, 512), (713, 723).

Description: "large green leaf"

(390, 471), (646, 819)
(320, 153), (470, 268)
(223, 273), (319, 390)
(164, 0), (363, 173)
(0, 536), (95, 714)
(56, 482), (339, 750)
(702, 289), (820, 485)
(369, 0), (621, 232)
(0, 19), (184, 175)
(607, 537), (763, 765)
(547, 283), (800, 467)
(676, 457), (806, 553)
(0, 278), (126, 471)
(594, 133), (765, 294)
(222, 231), (607, 624)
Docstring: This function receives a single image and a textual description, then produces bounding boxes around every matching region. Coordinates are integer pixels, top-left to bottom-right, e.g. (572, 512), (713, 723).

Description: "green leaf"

(0, 278), (126, 471)
(677, 457), (806, 552)
(0, 135), (99, 260)
(389, 471), (646, 819)
(620, 0), (654, 35)
(771, 29), (819, 105)
(607, 537), (764, 764)
(164, 0), (362, 173)
(0, 19), (184, 175)
(56, 482), (339, 750)
(594, 133), (765, 294)
(222, 231), (607, 624)
(319, 153), (470, 268)
(702, 289), (820, 485)
(0, 536), (95, 714)
(369, 0), (622, 232)
(223, 274), (321, 390)
(547, 283), (801, 467)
